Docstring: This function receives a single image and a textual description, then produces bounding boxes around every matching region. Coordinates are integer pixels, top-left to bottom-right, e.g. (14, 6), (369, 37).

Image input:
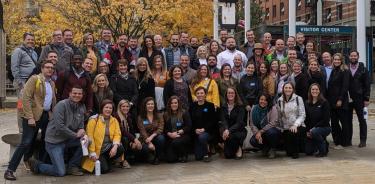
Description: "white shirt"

(217, 49), (247, 69)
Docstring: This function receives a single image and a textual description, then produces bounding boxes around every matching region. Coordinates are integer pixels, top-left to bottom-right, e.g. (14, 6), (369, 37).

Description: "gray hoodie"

(45, 99), (86, 144)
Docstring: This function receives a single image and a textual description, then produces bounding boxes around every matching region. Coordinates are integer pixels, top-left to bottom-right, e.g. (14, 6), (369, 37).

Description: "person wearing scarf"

(249, 94), (281, 159)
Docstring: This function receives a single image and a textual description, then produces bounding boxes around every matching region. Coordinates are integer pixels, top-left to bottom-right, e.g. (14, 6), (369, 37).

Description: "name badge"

(176, 122), (182, 127)
(203, 108), (208, 112)
(250, 82), (256, 87)
(143, 120), (149, 125)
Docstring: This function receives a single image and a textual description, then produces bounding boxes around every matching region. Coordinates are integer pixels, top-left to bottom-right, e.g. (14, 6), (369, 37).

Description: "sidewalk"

(0, 109), (375, 183)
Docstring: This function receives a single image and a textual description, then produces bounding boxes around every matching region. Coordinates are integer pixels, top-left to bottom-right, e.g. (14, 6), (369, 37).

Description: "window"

(326, 8), (332, 22)
(336, 4), (343, 20)
(280, 2), (285, 16)
(372, 1), (375, 15)
(297, 16), (301, 22)
(297, 0), (302, 10)
(266, 8), (270, 20)
(306, 14), (311, 24)
(272, 5), (277, 17)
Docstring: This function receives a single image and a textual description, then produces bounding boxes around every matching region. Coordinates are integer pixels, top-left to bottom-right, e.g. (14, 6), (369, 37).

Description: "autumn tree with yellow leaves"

(3, 0), (213, 50)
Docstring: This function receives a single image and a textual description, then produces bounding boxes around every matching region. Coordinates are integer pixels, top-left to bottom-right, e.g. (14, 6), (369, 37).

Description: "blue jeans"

(37, 139), (82, 177)
(305, 127), (331, 155)
(141, 135), (166, 160)
(8, 112), (49, 172)
(250, 127), (282, 150)
(194, 132), (210, 160)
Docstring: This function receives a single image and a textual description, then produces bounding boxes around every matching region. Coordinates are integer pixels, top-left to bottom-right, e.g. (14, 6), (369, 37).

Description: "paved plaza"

(0, 109), (375, 184)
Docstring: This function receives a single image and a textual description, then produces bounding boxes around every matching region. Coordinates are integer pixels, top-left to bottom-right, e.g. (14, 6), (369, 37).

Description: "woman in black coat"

(139, 35), (163, 68)
(239, 62), (262, 112)
(134, 57), (156, 108)
(327, 53), (350, 147)
(163, 96), (192, 163)
(306, 58), (326, 96)
(190, 87), (219, 162)
(163, 65), (192, 111)
(291, 60), (309, 101)
(305, 83), (331, 157)
(220, 87), (246, 159)
(109, 59), (138, 107)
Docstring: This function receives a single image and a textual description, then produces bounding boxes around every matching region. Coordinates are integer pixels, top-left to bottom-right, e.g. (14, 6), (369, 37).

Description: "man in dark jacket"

(348, 50), (371, 147)
(103, 34), (132, 75)
(56, 54), (93, 116)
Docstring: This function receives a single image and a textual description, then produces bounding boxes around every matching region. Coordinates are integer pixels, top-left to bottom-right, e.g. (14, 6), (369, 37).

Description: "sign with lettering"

(284, 26), (354, 35)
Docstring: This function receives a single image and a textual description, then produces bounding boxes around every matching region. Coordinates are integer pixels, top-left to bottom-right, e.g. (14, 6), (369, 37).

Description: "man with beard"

(232, 54), (246, 82)
(348, 50), (370, 148)
(95, 28), (113, 58)
(104, 34), (132, 75)
(164, 33), (181, 69)
(56, 54), (93, 117)
(241, 30), (256, 59)
(179, 32), (196, 62)
(190, 37), (200, 49)
(128, 36), (141, 66)
(217, 37), (247, 69)
(207, 55), (220, 79)
(154, 34), (164, 51)
(63, 29), (81, 55)
(219, 29), (229, 50)
(180, 54), (196, 84)
(39, 29), (73, 72)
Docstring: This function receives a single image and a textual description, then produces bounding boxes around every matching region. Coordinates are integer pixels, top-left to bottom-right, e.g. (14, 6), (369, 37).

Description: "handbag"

(242, 111), (255, 150)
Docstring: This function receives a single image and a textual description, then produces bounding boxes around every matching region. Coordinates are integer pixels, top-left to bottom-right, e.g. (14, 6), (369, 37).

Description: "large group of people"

(5, 28), (371, 180)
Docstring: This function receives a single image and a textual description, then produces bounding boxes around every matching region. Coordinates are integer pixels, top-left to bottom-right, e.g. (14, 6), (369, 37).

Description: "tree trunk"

(0, 1), (4, 32)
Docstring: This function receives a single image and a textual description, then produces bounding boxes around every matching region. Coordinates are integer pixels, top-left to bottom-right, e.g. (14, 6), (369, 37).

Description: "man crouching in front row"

(29, 86), (87, 177)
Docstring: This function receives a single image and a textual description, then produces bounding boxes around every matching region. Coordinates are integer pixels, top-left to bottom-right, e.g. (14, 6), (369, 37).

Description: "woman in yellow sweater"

(190, 64), (220, 108)
(82, 99), (124, 174)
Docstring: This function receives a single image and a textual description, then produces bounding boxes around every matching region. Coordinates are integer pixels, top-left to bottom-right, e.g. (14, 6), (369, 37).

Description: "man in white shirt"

(217, 37), (247, 69)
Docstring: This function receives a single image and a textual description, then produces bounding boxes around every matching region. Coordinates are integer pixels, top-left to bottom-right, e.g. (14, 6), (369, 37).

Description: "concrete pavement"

(0, 109), (375, 184)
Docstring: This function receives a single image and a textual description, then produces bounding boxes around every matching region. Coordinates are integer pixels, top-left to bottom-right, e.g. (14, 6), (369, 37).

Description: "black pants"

(282, 127), (306, 156)
(166, 134), (191, 162)
(331, 108), (351, 146)
(99, 144), (125, 174)
(223, 131), (246, 159)
(349, 100), (367, 143)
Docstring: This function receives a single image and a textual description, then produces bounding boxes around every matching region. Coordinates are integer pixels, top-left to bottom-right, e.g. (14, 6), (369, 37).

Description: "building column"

(213, 0), (219, 41)
(244, 0), (251, 39)
(317, 0), (322, 26)
(289, 0), (296, 36)
(357, 0), (367, 65)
